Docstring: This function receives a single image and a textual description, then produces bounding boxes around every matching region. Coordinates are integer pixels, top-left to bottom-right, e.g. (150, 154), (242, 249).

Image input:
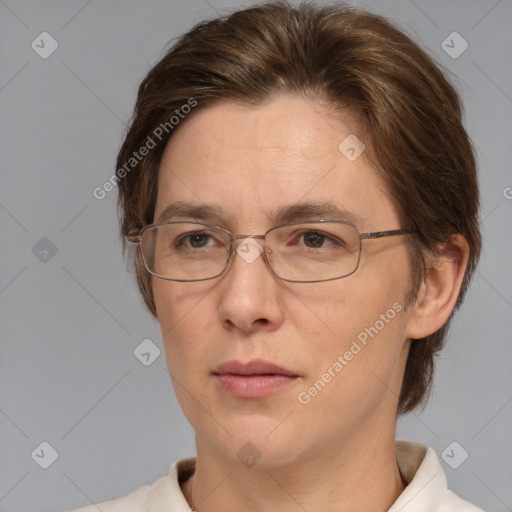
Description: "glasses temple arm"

(360, 229), (416, 240)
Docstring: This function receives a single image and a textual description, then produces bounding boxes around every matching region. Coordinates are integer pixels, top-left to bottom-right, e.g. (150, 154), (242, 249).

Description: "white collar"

(147, 441), (481, 512)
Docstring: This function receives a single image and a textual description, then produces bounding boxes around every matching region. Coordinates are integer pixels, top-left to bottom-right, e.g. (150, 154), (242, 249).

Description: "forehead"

(155, 95), (399, 230)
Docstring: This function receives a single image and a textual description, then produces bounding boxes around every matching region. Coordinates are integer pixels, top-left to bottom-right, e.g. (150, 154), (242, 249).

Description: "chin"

(197, 412), (308, 469)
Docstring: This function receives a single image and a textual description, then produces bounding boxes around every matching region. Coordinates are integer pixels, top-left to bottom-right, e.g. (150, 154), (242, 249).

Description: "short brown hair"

(117, 1), (481, 414)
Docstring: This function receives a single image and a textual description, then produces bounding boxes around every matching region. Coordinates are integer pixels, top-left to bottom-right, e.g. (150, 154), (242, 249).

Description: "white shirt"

(70, 441), (484, 511)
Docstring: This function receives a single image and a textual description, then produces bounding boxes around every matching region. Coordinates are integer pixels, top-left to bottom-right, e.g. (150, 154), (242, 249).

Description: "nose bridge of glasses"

(232, 233), (266, 240)
(229, 233), (266, 251)
(226, 233), (273, 269)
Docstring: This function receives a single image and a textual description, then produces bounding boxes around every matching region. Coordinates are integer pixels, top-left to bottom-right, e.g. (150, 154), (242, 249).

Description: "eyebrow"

(156, 202), (225, 223)
(156, 201), (364, 226)
(270, 202), (364, 226)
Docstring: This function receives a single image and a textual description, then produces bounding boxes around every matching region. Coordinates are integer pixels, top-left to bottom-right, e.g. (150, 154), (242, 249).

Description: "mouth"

(213, 359), (300, 398)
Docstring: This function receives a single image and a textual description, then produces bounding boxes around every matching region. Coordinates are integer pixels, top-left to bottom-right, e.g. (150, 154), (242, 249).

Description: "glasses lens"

(140, 223), (230, 280)
(266, 222), (361, 282)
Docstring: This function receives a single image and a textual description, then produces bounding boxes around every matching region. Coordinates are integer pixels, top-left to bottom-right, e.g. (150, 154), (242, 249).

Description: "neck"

(182, 430), (406, 512)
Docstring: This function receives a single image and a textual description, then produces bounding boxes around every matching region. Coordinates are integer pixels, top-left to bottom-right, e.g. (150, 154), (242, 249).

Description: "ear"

(405, 235), (470, 339)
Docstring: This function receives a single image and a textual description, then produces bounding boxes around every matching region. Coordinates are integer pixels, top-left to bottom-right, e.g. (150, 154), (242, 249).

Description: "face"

(152, 95), (414, 469)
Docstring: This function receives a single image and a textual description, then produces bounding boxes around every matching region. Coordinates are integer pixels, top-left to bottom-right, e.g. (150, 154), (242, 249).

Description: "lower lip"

(215, 374), (298, 398)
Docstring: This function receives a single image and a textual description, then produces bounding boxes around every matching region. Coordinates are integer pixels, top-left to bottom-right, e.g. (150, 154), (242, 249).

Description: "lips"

(213, 359), (300, 398)
(214, 359), (298, 377)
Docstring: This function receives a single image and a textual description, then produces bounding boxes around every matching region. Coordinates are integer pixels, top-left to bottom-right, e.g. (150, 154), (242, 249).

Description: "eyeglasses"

(127, 220), (415, 283)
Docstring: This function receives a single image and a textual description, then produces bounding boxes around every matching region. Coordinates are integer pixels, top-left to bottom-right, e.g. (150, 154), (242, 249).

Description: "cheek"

(289, 269), (405, 341)
(292, 260), (410, 398)
(153, 280), (217, 363)
(296, 303), (408, 426)
(153, 281), (219, 421)
(301, 287), (407, 374)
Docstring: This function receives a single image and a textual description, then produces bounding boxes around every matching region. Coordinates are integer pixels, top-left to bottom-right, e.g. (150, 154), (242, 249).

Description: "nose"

(217, 236), (284, 334)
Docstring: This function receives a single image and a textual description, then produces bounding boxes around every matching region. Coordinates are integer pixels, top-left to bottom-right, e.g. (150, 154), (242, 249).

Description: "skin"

(151, 95), (469, 512)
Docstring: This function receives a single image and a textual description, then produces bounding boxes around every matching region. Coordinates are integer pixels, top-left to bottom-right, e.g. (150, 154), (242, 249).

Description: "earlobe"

(405, 235), (470, 340)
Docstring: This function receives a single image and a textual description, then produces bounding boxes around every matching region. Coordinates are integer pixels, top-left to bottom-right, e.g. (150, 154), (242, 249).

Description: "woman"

(73, 2), (482, 510)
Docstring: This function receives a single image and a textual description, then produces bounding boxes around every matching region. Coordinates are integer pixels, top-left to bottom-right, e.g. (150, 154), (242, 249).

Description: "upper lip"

(214, 359), (298, 377)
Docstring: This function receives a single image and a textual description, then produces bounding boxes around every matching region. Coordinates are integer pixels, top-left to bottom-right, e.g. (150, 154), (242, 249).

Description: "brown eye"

(175, 231), (216, 249)
(303, 231), (326, 248)
(188, 233), (209, 248)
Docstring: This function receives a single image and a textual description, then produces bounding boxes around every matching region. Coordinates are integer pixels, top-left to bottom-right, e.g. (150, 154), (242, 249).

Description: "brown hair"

(117, 1), (481, 414)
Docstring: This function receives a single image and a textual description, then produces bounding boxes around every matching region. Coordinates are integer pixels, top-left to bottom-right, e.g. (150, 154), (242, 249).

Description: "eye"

(187, 233), (210, 248)
(298, 230), (341, 249)
(175, 231), (220, 249)
(302, 231), (326, 248)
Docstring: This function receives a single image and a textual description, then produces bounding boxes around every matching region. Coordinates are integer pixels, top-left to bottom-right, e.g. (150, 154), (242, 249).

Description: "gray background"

(0, 0), (511, 510)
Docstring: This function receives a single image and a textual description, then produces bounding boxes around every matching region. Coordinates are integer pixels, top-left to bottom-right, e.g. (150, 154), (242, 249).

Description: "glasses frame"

(127, 220), (416, 283)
